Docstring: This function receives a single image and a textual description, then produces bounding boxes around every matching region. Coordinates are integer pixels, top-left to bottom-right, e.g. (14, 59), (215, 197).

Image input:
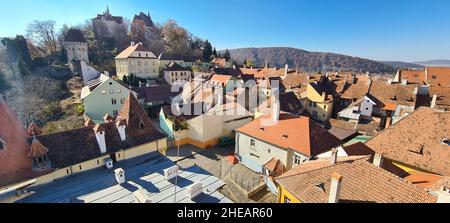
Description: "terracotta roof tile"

(276, 157), (437, 203)
(365, 107), (450, 176)
(236, 114), (343, 157)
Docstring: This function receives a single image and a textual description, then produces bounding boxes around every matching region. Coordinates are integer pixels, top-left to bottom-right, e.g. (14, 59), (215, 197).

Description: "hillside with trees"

(225, 47), (396, 74)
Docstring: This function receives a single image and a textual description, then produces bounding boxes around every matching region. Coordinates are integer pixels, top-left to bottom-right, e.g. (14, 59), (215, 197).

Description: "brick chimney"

(328, 172), (342, 203)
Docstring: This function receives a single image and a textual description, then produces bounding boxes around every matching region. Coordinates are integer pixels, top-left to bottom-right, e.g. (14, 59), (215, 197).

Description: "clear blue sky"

(1, 0), (450, 62)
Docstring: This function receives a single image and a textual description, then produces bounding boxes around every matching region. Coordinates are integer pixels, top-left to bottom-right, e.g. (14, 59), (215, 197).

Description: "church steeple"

(105, 5), (110, 15)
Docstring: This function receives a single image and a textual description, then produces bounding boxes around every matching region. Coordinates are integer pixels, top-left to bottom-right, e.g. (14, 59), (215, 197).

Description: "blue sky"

(1, 0), (450, 62)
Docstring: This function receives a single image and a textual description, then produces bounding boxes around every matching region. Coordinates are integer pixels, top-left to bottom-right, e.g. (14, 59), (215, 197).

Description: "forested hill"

(226, 47), (396, 74)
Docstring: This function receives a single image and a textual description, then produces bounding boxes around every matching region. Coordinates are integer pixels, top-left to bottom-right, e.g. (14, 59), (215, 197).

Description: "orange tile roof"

(236, 114), (343, 157)
(398, 69), (426, 84)
(426, 67), (450, 87)
(341, 77), (371, 100)
(210, 74), (232, 86)
(368, 80), (417, 107)
(276, 157), (437, 203)
(404, 171), (446, 190)
(365, 107), (450, 176)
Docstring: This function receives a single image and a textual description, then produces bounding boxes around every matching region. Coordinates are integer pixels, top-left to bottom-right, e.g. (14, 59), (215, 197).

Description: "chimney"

(94, 124), (107, 154)
(114, 168), (126, 184)
(233, 65), (236, 70)
(328, 172), (342, 203)
(431, 94), (438, 108)
(271, 97), (280, 122)
(104, 71), (110, 77)
(437, 186), (450, 203)
(373, 153), (384, 167)
(284, 64), (289, 77)
(401, 79), (408, 86)
(322, 92), (327, 101)
(330, 148), (338, 165)
(130, 41), (135, 46)
(387, 79), (393, 85)
(116, 119), (127, 141)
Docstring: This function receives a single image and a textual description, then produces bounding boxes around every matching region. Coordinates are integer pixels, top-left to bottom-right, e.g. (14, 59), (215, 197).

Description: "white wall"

(360, 96), (375, 117)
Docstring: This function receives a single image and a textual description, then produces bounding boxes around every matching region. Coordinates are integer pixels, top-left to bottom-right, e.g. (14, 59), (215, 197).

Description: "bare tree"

(26, 20), (58, 55)
(161, 20), (190, 55)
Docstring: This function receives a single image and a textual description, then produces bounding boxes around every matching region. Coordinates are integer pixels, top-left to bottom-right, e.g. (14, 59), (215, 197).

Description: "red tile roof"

(365, 107), (450, 176)
(276, 156), (437, 203)
(236, 114), (343, 157)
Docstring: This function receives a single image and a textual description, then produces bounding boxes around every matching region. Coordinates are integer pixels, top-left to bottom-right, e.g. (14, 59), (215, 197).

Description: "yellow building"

(305, 80), (334, 122)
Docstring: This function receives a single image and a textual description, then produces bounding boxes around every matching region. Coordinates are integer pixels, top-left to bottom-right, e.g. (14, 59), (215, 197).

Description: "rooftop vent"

(259, 127), (265, 131)
(282, 134), (288, 139)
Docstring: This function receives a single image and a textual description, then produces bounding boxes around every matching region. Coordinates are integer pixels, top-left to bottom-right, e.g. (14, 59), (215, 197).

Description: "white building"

(92, 7), (127, 40)
(63, 29), (89, 65)
(115, 42), (159, 80)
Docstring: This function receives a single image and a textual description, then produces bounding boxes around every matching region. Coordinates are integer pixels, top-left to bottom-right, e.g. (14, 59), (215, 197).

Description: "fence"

(228, 167), (264, 193)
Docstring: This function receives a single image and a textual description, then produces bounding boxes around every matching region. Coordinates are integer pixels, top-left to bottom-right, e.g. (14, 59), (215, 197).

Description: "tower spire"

(106, 5), (110, 14)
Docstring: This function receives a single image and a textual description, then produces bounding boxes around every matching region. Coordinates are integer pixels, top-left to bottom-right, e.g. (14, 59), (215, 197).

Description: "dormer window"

(442, 138), (450, 146)
(32, 155), (51, 172)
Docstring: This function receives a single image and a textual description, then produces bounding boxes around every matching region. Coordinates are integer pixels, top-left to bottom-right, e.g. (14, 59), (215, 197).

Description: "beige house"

(160, 102), (252, 149)
(163, 61), (193, 85)
(115, 42), (159, 80)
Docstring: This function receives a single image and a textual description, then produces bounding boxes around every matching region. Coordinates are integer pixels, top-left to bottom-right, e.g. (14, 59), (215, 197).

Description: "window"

(66, 169), (70, 175)
(117, 89), (121, 93)
(102, 90), (106, 94)
(324, 104), (327, 110)
(113, 110), (119, 116)
(250, 139), (256, 147)
(432, 75), (437, 79)
(120, 98), (125, 104)
(268, 149), (271, 154)
(112, 98), (117, 105)
(294, 155), (302, 166)
(109, 89), (114, 94)
(284, 197), (291, 203)
(79, 165), (82, 170)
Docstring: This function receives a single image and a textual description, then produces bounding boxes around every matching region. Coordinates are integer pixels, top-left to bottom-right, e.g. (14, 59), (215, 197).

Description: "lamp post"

(173, 126), (180, 203)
